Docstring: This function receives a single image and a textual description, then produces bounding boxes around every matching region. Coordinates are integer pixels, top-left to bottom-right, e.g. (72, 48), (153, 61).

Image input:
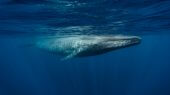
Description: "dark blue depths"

(0, 0), (170, 95)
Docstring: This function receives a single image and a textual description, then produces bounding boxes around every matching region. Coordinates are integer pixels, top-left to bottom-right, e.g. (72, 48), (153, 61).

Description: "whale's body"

(36, 35), (141, 59)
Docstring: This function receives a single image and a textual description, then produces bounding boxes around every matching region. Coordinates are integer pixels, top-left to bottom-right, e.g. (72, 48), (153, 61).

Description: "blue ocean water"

(0, 0), (170, 95)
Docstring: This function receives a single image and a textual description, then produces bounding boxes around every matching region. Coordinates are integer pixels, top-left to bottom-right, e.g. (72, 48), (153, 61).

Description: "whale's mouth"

(128, 36), (141, 45)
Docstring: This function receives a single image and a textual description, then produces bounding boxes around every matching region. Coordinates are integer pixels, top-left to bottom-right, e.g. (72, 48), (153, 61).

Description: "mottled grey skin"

(36, 35), (141, 59)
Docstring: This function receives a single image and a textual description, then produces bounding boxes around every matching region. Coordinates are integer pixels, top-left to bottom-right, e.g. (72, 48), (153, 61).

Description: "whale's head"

(101, 35), (141, 50)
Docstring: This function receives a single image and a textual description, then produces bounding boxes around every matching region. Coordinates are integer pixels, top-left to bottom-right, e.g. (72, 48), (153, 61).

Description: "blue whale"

(36, 35), (141, 59)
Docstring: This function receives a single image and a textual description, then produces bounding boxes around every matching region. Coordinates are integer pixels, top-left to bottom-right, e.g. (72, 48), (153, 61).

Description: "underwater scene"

(0, 0), (170, 95)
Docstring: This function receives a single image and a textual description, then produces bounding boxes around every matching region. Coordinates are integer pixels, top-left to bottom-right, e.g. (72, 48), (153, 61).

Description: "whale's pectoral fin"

(61, 52), (78, 60)
(61, 49), (79, 60)
(62, 54), (75, 60)
(61, 47), (86, 60)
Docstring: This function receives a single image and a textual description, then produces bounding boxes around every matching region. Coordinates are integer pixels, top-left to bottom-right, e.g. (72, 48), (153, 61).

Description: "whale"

(35, 35), (141, 59)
